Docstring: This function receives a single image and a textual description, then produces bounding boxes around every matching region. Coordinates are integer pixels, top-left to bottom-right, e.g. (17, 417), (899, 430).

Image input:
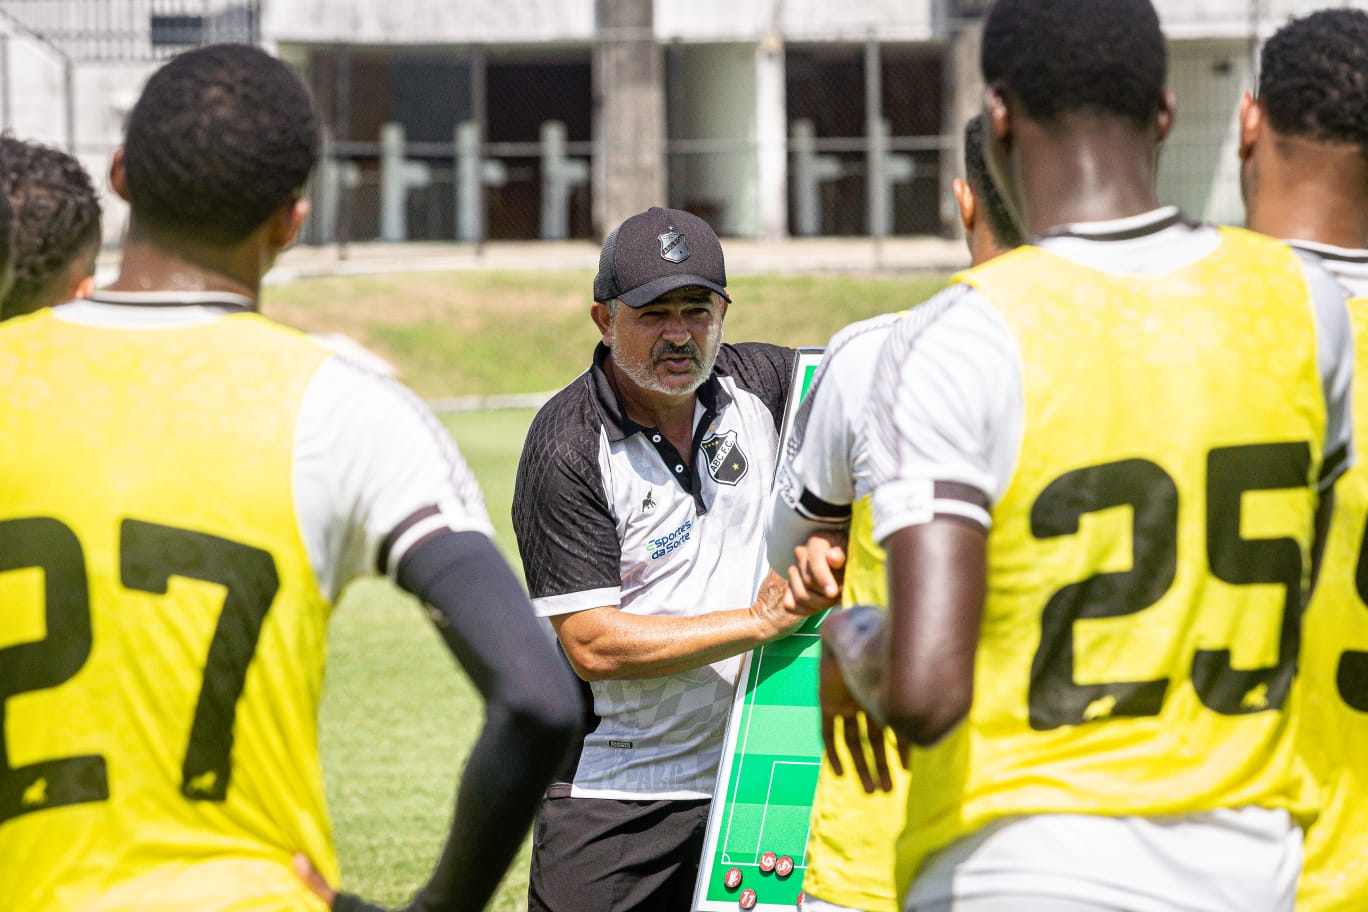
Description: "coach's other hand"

(752, 569), (823, 641)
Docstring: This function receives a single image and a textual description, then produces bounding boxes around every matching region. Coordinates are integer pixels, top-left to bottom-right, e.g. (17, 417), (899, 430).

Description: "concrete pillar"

(755, 35), (788, 240)
(593, 0), (666, 236)
(941, 21), (985, 235)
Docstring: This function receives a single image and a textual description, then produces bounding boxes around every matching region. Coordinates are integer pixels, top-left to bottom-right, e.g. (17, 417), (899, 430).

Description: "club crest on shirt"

(658, 227), (690, 263)
(701, 430), (747, 485)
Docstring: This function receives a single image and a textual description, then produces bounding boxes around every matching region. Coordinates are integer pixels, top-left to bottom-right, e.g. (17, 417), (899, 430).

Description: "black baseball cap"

(593, 207), (730, 308)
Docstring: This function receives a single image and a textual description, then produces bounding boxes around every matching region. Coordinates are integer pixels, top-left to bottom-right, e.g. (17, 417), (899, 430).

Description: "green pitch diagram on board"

(694, 349), (824, 912)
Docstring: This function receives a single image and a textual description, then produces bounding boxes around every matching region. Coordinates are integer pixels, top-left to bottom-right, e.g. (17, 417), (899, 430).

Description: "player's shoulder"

(879, 282), (1006, 355)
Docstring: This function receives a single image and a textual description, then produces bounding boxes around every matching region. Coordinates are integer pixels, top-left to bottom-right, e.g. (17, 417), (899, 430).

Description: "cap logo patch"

(658, 227), (690, 264)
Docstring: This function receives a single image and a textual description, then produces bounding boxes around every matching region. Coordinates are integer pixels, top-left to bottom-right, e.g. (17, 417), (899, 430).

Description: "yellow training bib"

(803, 497), (909, 912)
(896, 228), (1324, 894)
(1297, 293), (1368, 912)
(0, 310), (337, 911)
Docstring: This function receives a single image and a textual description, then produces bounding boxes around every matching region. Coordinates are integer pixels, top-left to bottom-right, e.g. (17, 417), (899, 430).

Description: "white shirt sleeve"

(292, 356), (495, 601)
(865, 286), (1024, 545)
(1293, 250), (1355, 489)
(768, 314), (901, 572)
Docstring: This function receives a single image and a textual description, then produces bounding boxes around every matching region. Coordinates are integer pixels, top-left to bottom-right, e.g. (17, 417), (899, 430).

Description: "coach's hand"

(294, 853), (390, 912)
(787, 530), (847, 612)
(752, 569), (821, 640)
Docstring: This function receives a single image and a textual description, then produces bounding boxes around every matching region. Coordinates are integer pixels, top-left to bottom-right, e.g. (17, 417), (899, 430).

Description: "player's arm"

(309, 530), (582, 912)
(292, 360), (581, 912)
(822, 288), (1019, 748)
(549, 570), (813, 681)
(767, 364), (852, 609)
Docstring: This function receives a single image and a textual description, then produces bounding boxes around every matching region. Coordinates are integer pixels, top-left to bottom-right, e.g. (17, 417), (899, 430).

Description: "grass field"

(303, 269), (948, 909)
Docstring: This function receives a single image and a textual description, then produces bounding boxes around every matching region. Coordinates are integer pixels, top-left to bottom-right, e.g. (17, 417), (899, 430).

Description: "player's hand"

(292, 853), (387, 912)
(819, 607), (905, 794)
(787, 531), (847, 612)
(819, 643), (897, 794)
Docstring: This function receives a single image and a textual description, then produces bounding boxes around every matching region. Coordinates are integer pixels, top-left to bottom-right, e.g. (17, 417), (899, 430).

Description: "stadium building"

(0, 0), (1351, 244)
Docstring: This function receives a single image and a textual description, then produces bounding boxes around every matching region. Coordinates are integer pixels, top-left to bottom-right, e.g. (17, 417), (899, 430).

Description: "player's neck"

(106, 225), (263, 305)
(1016, 116), (1163, 236)
(1247, 156), (1368, 251)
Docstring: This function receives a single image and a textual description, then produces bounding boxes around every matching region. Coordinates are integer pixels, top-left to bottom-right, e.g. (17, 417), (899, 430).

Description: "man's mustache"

(654, 342), (699, 363)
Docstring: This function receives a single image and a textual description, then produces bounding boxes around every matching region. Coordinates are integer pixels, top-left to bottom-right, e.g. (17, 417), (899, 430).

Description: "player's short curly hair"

(1258, 9), (1368, 155)
(123, 43), (318, 244)
(0, 135), (101, 315)
(963, 114), (1023, 249)
(982, 0), (1167, 127)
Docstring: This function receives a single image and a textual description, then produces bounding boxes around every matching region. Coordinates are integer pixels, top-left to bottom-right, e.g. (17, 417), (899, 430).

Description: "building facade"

(0, 0), (1351, 244)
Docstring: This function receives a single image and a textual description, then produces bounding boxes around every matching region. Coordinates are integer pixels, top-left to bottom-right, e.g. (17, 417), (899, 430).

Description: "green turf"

(266, 270), (947, 398)
(320, 409), (536, 909)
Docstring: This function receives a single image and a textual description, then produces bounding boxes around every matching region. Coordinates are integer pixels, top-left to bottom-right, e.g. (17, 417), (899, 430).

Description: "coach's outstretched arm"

(298, 529), (583, 912)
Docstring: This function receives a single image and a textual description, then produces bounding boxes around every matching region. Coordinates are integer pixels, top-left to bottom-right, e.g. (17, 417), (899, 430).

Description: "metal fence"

(0, 0), (1345, 244)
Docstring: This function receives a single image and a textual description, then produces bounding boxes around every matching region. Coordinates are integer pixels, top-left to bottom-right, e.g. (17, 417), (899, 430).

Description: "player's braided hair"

(962, 114), (1023, 249)
(0, 135), (101, 315)
(982, 0), (1167, 127)
(1258, 8), (1368, 156)
(123, 43), (318, 244)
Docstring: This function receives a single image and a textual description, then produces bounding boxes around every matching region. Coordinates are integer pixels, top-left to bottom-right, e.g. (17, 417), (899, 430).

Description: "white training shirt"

(55, 293), (495, 601)
(768, 311), (901, 571)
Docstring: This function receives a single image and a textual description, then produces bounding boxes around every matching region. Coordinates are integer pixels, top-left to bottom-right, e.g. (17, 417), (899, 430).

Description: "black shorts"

(527, 793), (711, 912)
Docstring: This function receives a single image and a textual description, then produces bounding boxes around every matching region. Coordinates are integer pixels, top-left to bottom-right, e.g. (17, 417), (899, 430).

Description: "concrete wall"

(0, 22), (155, 244)
(667, 44), (758, 237)
(653, 0), (936, 41)
(264, 0), (594, 44)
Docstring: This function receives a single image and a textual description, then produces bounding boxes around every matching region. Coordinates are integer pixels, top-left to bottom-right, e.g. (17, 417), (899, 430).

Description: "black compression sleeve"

(387, 529), (582, 912)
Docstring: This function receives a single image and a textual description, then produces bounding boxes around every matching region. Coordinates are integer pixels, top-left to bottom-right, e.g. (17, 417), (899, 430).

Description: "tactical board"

(694, 347), (825, 911)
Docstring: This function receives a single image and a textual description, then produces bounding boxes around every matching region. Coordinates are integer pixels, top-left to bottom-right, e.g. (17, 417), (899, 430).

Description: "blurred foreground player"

(0, 44), (580, 912)
(0, 135), (100, 319)
(822, 0), (1353, 909)
(1237, 9), (1368, 910)
(766, 112), (1021, 912)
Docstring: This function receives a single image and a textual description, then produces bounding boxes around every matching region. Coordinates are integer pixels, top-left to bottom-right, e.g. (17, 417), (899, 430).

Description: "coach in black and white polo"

(513, 207), (815, 912)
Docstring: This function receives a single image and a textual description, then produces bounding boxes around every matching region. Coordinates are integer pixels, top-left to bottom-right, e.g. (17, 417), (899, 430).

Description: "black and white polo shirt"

(513, 341), (795, 799)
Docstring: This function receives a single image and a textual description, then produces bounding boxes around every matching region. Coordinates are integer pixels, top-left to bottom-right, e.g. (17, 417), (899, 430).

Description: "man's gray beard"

(611, 337), (721, 398)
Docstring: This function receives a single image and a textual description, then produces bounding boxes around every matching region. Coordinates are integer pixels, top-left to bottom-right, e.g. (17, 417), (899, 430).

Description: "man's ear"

(952, 177), (977, 234)
(269, 197), (310, 250)
(1155, 89), (1176, 144)
(72, 273), (97, 301)
(109, 146), (130, 202)
(1237, 90), (1262, 161)
(590, 301), (613, 344)
(984, 86), (1010, 145)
